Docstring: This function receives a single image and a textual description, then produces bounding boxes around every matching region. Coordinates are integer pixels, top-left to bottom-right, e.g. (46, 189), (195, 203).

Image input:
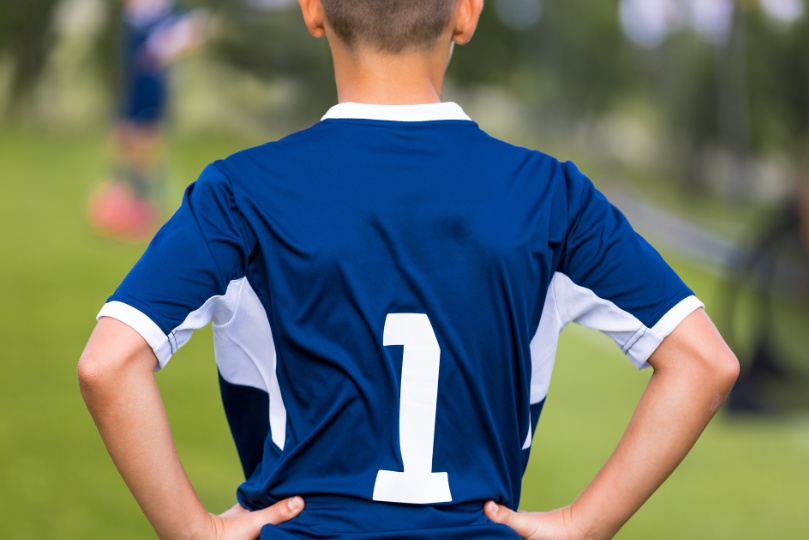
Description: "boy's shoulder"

(216, 123), (330, 169)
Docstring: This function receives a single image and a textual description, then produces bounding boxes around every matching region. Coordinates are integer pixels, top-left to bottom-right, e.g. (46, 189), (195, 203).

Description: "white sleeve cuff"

(626, 295), (705, 369)
(97, 301), (173, 370)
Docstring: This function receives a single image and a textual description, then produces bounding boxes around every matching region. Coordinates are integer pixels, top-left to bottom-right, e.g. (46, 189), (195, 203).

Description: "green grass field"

(1, 129), (808, 539)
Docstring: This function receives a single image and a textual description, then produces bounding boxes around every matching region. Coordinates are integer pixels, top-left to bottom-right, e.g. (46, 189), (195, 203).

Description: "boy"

(88, 0), (208, 241)
(78, 1), (739, 539)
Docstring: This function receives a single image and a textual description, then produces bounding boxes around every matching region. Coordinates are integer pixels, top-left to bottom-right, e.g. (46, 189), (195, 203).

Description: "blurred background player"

(87, 0), (209, 242)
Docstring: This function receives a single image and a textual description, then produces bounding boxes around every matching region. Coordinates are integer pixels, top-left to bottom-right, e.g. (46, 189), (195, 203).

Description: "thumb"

(245, 497), (304, 532)
(484, 501), (539, 539)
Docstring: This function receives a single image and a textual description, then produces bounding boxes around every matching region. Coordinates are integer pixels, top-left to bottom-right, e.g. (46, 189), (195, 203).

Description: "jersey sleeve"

(96, 163), (249, 370)
(547, 162), (703, 369)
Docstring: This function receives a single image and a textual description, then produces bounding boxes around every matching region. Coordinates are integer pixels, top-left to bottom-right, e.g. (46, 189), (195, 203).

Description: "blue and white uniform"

(98, 103), (702, 540)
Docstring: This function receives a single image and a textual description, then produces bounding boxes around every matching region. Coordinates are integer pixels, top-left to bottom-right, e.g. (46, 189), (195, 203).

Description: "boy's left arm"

(79, 164), (304, 539)
(79, 317), (304, 540)
(485, 307), (739, 540)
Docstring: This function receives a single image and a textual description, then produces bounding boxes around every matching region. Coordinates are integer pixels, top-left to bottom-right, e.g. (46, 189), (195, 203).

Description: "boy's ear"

(452, 0), (484, 45)
(299, 0), (326, 38)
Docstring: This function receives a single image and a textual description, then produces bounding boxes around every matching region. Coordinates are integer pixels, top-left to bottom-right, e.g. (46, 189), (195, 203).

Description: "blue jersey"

(98, 103), (702, 540)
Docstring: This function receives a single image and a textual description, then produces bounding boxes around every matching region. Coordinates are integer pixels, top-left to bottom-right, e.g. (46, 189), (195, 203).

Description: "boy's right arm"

(483, 163), (738, 538)
(78, 317), (303, 540)
(485, 308), (738, 540)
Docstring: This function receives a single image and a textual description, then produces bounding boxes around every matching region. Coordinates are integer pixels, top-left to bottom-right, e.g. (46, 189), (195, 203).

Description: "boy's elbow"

(714, 350), (740, 392)
(77, 349), (127, 398)
(78, 318), (157, 398)
(659, 310), (740, 395)
(695, 346), (740, 402)
(77, 351), (109, 397)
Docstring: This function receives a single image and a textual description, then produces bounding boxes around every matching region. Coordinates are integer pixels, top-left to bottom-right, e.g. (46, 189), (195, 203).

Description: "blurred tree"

(91, 1), (123, 101)
(0, 0), (60, 113)
(3, 0), (809, 176)
(747, 10), (809, 156)
(450, 0), (633, 117)
(208, 1), (336, 123)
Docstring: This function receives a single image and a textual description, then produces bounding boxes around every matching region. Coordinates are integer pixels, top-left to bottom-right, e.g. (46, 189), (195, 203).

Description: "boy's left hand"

(484, 501), (589, 540)
(206, 497), (304, 540)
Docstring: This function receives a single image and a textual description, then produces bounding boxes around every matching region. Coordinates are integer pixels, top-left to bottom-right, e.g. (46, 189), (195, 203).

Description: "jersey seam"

(561, 162), (590, 260)
(212, 161), (253, 261)
(621, 326), (648, 354)
(185, 186), (230, 289)
(622, 290), (697, 363)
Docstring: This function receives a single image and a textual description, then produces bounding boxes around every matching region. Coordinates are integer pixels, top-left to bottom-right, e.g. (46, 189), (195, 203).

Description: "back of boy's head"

(321, 0), (457, 53)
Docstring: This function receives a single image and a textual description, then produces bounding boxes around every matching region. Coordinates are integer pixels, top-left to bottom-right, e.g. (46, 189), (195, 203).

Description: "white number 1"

(372, 313), (452, 504)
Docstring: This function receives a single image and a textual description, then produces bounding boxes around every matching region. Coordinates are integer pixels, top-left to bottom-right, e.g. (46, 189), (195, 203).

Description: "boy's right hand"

(484, 502), (591, 540)
(205, 497), (304, 540)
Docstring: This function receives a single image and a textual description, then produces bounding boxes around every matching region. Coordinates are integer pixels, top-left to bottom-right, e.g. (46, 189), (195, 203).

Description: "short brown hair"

(321, 0), (457, 53)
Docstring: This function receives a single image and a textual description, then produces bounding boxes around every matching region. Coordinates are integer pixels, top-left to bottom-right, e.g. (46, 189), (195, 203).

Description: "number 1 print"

(372, 313), (452, 504)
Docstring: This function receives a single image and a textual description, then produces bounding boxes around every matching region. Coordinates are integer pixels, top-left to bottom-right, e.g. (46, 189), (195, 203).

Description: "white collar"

(321, 102), (472, 122)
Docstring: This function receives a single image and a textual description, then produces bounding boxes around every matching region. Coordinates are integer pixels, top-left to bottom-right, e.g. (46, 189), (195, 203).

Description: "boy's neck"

(329, 37), (452, 106)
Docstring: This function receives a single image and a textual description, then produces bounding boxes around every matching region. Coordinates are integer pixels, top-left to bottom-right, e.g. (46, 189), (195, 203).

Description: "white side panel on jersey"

(529, 279), (565, 405)
(552, 273), (703, 369)
(213, 280), (287, 451)
(524, 278), (565, 450)
(168, 279), (244, 363)
(551, 273), (650, 367)
(97, 277), (288, 450)
(522, 410), (533, 450)
(97, 278), (244, 370)
(525, 272), (703, 448)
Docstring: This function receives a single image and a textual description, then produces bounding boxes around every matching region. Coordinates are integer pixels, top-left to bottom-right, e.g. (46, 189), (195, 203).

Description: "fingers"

(484, 501), (539, 539)
(249, 497), (305, 528)
(214, 498), (304, 540)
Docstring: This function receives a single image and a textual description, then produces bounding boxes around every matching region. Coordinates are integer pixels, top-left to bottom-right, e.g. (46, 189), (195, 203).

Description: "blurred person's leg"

(115, 120), (164, 240)
(89, 122), (166, 242)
